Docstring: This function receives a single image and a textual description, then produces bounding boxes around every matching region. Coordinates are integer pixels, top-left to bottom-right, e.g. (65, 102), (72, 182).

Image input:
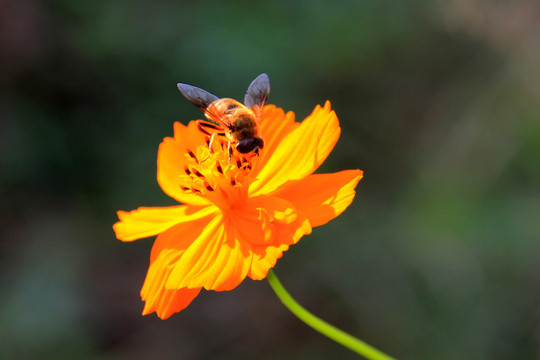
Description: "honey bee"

(177, 73), (270, 163)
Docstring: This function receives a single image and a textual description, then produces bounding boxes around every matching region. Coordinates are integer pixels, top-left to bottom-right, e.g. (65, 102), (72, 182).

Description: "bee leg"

(196, 120), (225, 136)
(200, 132), (217, 163)
(227, 141), (232, 165)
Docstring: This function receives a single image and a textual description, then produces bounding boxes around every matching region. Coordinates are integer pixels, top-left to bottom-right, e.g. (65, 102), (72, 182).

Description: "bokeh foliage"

(1, 1), (539, 359)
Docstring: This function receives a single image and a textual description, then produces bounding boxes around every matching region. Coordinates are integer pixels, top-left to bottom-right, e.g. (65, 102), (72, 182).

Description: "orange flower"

(113, 101), (363, 319)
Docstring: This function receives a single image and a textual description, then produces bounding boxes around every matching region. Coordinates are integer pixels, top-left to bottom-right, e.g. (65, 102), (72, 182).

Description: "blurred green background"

(1, 1), (539, 359)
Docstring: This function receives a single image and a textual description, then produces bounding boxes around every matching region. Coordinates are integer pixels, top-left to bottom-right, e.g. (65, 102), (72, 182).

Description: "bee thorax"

(230, 114), (258, 141)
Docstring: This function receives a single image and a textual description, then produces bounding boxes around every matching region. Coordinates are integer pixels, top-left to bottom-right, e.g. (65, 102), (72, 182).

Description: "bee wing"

(177, 83), (220, 111)
(177, 82), (231, 128)
(244, 73), (270, 120)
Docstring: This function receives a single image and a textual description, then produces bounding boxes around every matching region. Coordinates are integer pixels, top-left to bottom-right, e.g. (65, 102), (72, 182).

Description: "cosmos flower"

(113, 101), (363, 319)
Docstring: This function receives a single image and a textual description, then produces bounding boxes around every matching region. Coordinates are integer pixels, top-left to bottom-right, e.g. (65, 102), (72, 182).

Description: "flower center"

(178, 140), (255, 208)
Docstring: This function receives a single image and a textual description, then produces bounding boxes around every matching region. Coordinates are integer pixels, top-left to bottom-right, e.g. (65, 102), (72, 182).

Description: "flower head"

(113, 101), (363, 319)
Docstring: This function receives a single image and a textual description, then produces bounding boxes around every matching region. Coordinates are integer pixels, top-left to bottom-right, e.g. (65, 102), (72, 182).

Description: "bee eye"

(236, 138), (264, 154)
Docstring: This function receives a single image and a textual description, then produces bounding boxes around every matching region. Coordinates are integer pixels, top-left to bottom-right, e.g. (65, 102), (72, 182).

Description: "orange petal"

(157, 121), (212, 206)
(249, 101), (340, 195)
(275, 170), (363, 228)
(249, 244), (290, 280)
(140, 211), (217, 318)
(247, 216), (311, 280)
(230, 196), (312, 281)
(113, 205), (215, 242)
(249, 105), (298, 178)
(165, 214), (251, 292)
(194, 220), (253, 291)
(148, 206), (218, 262)
(140, 248), (201, 319)
(165, 196), (312, 290)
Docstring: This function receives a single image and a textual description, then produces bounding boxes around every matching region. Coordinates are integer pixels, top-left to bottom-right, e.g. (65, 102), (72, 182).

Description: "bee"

(177, 73), (270, 163)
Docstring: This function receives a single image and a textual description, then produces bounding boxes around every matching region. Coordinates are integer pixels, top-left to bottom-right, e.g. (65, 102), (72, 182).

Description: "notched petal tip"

(142, 286), (202, 319)
(140, 248), (202, 319)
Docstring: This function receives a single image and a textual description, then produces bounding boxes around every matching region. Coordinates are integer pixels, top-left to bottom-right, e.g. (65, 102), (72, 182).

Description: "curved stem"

(267, 270), (396, 360)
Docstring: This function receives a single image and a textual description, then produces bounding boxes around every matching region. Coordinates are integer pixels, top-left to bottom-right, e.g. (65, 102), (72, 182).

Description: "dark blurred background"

(1, 1), (539, 359)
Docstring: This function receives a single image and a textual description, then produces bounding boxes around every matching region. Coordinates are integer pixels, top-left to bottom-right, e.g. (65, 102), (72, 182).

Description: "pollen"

(178, 144), (254, 203)
(187, 149), (198, 162)
(192, 169), (205, 178)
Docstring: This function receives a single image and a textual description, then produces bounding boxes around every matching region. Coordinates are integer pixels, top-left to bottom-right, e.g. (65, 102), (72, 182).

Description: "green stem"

(267, 270), (397, 360)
